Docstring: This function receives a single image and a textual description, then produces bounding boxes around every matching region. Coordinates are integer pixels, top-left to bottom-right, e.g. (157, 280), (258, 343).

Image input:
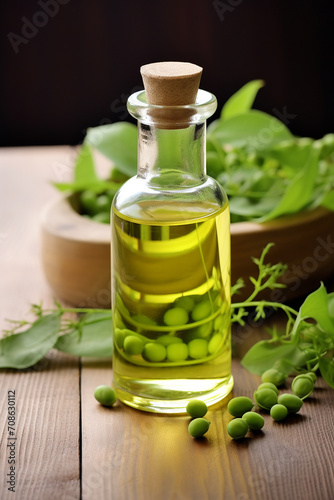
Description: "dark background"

(0, 0), (333, 147)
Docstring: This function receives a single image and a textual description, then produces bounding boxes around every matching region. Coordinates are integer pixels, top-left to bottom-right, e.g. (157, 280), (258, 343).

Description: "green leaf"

(209, 110), (293, 151)
(292, 283), (334, 339)
(321, 190), (334, 210)
(241, 341), (304, 375)
(256, 149), (319, 221)
(271, 358), (295, 377)
(55, 312), (113, 357)
(74, 143), (98, 184)
(221, 80), (264, 121)
(219, 166), (281, 199)
(314, 133), (334, 160)
(328, 292), (334, 319)
(319, 356), (334, 389)
(262, 138), (314, 171)
(0, 313), (61, 369)
(85, 122), (137, 177)
(229, 195), (280, 218)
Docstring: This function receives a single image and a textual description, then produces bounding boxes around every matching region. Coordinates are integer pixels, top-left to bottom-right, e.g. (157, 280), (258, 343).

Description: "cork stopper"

(140, 62), (203, 106)
(140, 62), (203, 128)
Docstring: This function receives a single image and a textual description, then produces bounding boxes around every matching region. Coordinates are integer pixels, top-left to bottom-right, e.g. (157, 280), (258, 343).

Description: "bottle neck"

(137, 122), (206, 187)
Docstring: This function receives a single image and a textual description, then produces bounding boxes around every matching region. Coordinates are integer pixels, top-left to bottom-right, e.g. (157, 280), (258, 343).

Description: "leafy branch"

(231, 248), (334, 387)
(0, 304), (112, 369)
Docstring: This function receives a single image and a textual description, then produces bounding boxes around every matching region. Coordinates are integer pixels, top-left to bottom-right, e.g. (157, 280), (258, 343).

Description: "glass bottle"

(111, 62), (233, 413)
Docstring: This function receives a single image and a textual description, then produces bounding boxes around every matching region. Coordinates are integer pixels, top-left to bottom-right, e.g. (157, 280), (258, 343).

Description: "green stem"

(231, 300), (298, 317)
(47, 307), (111, 315)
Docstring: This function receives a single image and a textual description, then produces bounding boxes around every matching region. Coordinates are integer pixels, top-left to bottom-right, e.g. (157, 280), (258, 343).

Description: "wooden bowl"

(40, 194), (111, 308)
(231, 208), (334, 302)
(41, 195), (334, 308)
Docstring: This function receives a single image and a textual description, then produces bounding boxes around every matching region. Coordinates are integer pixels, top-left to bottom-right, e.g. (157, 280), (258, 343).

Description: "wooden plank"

(233, 320), (334, 500)
(81, 321), (334, 500)
(80, 358), (258, 500)
(0, 352), (80, 500)
(81, 358), (115, 499)
(0, 147), (81, 500)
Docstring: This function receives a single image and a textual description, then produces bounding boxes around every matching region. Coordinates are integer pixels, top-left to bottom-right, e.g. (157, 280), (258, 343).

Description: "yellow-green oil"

(111, 202), (233, 413)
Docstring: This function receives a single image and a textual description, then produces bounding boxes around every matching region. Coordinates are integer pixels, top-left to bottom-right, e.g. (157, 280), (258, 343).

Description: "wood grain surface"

(0, 147), (334, 500)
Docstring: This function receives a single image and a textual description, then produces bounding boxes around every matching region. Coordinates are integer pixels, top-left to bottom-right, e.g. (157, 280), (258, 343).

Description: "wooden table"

(0, 147), (333, 500)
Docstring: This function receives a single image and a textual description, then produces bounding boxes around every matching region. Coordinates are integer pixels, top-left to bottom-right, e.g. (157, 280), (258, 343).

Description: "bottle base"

(113, 375), (234, 414)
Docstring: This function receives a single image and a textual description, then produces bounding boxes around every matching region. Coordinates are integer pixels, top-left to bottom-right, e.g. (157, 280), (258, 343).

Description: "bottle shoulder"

(113, 175), (229, 223)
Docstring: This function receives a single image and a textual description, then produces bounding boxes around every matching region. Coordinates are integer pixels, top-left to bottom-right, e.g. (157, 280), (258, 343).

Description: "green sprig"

(229, 244), (334, 388)
(0, 305), (112, 369)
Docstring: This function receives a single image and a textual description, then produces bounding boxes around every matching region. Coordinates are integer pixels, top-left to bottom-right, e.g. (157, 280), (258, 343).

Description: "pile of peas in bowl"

(78, 169), (128, 224)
